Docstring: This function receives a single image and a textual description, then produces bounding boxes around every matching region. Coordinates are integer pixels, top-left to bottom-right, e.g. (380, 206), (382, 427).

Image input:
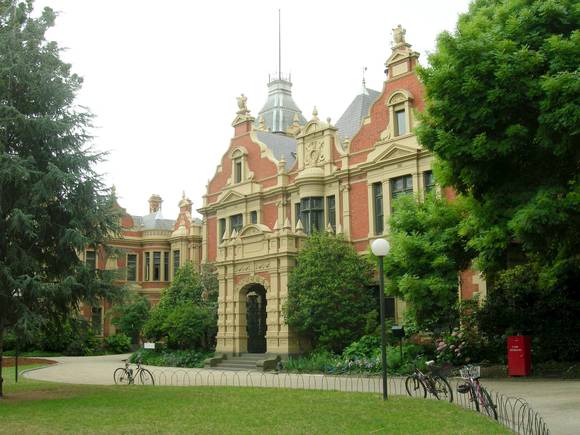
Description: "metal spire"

(278, 9), (281, 80)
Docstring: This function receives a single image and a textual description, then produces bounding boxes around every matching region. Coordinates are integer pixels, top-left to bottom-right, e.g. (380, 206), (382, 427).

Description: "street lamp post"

(371, 238), (390, 400)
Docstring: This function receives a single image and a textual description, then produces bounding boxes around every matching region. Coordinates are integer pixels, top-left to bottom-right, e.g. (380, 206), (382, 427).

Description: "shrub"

(111, 294), (150, 344)
(142, 263), (218, 351)
(130, 349), (212, 368)
(104, 334), (132, 354)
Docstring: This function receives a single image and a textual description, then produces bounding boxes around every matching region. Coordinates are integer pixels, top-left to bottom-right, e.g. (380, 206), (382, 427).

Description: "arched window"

(229, 147), (249, 185)
(387, 90), (413, 138)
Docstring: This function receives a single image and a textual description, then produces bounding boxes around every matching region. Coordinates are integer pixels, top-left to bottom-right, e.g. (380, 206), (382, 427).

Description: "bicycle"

(457, 365), (497, 420)
(405, 358), (454, 402)
(113, 358), (155, 385)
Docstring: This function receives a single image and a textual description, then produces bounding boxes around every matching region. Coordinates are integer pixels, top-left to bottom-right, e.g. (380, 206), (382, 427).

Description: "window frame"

(372, 182), (384, 235)
(230, 213), (243, 234)
(126, 253), (137, 281)
(326, 195), (336, 231)
(85, 250), (96, 270)
(250, 210), (258, 225)
(153, 251), (161, 281)
(300, 197), (324, 235)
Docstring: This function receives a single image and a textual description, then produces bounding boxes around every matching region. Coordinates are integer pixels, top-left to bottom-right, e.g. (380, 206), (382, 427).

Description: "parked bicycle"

(405, 358), (453, 402)
(457, 365), (497, 420)
(114, 358), (155, 385)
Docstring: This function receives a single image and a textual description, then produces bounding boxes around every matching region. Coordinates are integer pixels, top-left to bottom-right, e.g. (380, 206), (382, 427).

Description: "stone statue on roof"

(393, 24), (406, 46)
(237, 94), (249, 114)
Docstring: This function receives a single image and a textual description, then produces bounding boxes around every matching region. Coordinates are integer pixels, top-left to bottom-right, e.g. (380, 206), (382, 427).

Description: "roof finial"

(312, 106), (319, 121)
(182, 190), (186, 200)
(278, 9), (282, 81)
(362, 66), (368, 95)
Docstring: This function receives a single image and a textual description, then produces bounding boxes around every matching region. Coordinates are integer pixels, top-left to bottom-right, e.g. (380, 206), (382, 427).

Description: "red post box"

(507, 335), (531, 376)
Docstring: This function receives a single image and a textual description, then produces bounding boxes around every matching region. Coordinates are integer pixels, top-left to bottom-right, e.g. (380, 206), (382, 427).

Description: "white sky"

(34, 0), (471, 219)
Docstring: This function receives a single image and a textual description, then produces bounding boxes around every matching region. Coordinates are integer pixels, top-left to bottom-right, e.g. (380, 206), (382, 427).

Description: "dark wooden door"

(246, 289), (267, 353)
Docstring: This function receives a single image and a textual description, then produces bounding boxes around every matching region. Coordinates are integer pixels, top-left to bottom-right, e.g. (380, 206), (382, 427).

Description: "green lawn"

(0, 366), (509, 434)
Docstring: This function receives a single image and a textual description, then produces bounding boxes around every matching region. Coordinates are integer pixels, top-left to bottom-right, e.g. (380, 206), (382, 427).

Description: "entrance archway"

(245, 284), (267, 353)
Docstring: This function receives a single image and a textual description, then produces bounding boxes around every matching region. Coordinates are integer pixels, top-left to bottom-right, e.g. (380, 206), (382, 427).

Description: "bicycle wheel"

(405, 375), (426, 398)
(139, 368), (155, 385)
(114, 368), (130, 385)
(479, 387), (498, 420)
(432, 376), (454, 403)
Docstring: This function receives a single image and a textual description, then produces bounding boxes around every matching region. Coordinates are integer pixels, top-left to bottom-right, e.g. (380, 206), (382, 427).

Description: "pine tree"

(0, 1), (122, 397)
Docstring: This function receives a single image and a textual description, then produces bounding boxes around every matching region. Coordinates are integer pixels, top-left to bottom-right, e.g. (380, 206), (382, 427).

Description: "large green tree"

(0, 1), (121, 397)
(383, 193), (474, 332)
(285, 232), (376, 353)
(417, 0), (579, 284)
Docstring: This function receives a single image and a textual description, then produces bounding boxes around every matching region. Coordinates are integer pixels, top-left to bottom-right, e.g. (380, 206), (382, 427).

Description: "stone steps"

(212, 353), (271, 371)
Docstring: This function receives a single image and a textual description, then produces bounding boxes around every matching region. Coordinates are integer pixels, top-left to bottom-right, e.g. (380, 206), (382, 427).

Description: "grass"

(0, 365), (509, 434)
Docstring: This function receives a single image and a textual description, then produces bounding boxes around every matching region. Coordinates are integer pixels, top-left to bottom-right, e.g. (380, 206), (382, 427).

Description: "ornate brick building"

(81, 191), (202, 336)
(197, 26), (460, 357)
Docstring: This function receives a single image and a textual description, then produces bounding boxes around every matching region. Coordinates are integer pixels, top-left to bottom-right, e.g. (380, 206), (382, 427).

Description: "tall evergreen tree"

(0, 1), (122, 397)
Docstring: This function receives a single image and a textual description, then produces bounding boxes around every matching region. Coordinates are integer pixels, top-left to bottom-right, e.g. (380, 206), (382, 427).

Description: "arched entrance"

(245, 284), (267, 353)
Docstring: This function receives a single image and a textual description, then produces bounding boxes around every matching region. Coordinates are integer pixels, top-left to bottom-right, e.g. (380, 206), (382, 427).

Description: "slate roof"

(335, 87), (381, 143)
(131, 212), (175, 230)
(254, 131), (297, 171)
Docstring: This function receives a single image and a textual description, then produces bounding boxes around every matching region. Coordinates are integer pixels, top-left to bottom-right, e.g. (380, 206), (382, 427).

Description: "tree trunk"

(0, 321), (5, 398)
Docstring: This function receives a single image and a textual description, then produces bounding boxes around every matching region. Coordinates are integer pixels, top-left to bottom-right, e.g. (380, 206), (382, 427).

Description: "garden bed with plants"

(130, 348), (213, 368)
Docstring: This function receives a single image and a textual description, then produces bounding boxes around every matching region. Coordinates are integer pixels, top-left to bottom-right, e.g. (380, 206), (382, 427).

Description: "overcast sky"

(34, 0), (471, 219)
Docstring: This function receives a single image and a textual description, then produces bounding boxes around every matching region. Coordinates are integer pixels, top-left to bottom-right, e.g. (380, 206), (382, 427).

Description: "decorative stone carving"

(236, 274), (270, 293)
(304, 140), (326, 167)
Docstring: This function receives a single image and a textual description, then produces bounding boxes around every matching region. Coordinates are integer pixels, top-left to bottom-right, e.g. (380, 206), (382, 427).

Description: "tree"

(285, 232), (376, 353)
(142, 263), (218, 350)
(111, 294), (150, 344)
(0, 1), (122, 397)
(417, 0), (579, 287)
(383, 193), (474, 332)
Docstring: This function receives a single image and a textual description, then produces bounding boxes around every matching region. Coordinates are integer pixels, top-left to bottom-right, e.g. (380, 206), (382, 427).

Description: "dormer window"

(395, 109), (407, 136)
(230, 147), (249, 185)
(234, 159), (242, 183)
(387, 90), (413, 138)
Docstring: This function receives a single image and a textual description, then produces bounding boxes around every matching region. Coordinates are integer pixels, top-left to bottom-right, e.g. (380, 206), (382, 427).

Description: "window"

(173, 250), (180, 276)
(250, 210), (258, 224)
(85, 250), (96, 270)
(145, 252), (150, 281)
(385, 297), (396, 319)
(127, 254), (137, 281)
(424, 170), (435, 193)
(395, 109), (407, 136)
(372, 183), (384, 235)
(295, 203), (301, 226)
(91, 306), (103, 335)
(163, 252), (169, 281)
(326, 195), (336, 231)
(218, 218), (226, 242)
(153, 251), (161, 281)
(230, 214), (243, 234)
(391, 175), (413, 199)
(234, 159), (242, 183)
(300, 197), (324, 235)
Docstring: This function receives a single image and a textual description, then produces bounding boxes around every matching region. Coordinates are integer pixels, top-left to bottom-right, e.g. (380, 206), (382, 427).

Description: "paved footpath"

(24, 354), (580, 435)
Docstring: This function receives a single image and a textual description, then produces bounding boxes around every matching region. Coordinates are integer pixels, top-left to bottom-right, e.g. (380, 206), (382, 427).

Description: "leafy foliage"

(111, 294), (150, 344)
(285, 232), (376, 353)
(104, 334), (131, 354)
(383, 193), (474, 332)
(478, 265), (580, 362)
(417, 0), (580, 286)
(142, 263), (218, 350)
(130, 348), (212, 368)
(0, 1), (123, 396)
